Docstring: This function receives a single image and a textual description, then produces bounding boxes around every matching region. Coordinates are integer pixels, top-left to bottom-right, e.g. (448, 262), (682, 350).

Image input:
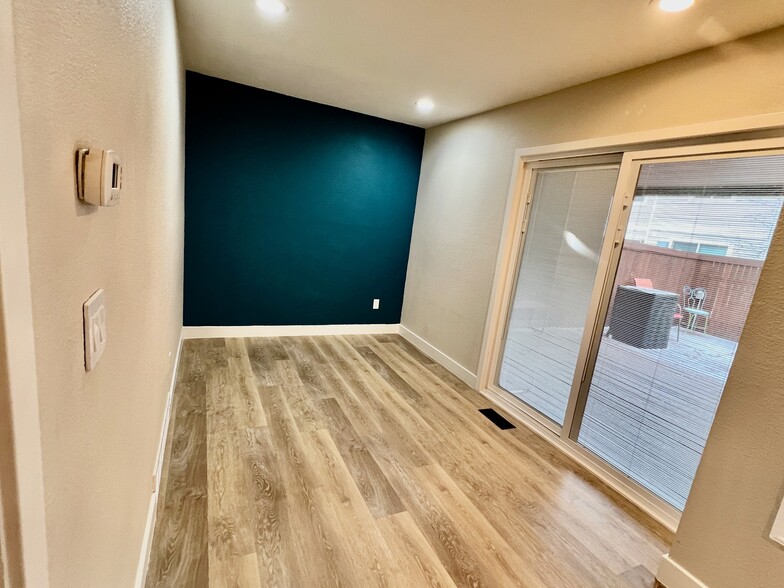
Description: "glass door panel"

(498, 163), (619, 425)
(577, 153), (784, 510)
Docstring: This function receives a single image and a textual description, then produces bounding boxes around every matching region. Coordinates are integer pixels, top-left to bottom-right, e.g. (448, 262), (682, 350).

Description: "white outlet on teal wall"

(372, 299), (380, 309)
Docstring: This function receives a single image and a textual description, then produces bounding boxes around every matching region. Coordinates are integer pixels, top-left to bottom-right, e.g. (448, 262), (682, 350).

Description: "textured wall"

(670, 201), (784, 588)
(0, 0), (48, 584)
(403, 24), (784, 588)
(11, 0), (184, 586)
(402, 27), (784, 374)
(667, 205), (784, 586)
(184, 72), (424, 327)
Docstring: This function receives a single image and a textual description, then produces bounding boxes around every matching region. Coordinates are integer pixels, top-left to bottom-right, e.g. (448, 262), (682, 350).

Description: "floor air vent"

(479, 408), (516, 430)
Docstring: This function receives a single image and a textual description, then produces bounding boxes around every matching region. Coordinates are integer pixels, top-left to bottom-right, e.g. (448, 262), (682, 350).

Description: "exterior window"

(697, 243), (729, 256)
(670, 241), (730, 256)
(672, 241), (698, 253)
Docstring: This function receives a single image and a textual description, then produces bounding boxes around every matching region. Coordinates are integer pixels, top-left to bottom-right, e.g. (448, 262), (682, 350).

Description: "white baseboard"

(398, 325), (478, 388)
(657, 554), (709, 588)
(182, 324), (401, 339)
(134, 329), (184, 588)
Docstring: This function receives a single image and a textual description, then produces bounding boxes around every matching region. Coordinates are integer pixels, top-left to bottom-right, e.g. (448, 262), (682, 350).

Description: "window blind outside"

(578, 153), (784, 510)
(498, 165), (619, 425)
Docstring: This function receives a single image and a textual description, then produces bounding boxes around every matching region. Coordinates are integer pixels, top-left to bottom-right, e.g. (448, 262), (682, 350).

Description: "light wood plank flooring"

(146, 335), (672, 587)
(499, 325), (735, 509)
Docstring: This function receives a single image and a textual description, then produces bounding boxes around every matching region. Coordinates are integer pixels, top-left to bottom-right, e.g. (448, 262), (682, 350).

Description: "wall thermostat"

(76, 148), (122, 206)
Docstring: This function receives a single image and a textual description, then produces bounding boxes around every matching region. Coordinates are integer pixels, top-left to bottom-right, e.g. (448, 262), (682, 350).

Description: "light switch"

(771, 495), (784, 547)
(83, 289), (107, 371)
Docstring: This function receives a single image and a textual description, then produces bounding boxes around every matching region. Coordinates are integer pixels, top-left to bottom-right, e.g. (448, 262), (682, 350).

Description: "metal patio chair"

(682, 286), (710, 333)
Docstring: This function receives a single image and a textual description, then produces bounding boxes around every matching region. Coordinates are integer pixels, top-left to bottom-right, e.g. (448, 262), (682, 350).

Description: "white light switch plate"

(83, 289), (107, 371)
(771, 495), (784, 547)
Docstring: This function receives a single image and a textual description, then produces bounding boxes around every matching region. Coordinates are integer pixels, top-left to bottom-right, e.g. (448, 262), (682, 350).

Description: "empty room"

(2, 0), (784, 587)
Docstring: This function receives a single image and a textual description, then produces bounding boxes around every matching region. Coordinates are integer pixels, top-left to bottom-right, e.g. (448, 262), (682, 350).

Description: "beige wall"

(10, 0), (184, 585)
(403, 25), (784, 587)
(663, 193), (784, 585)
(402, 26), (784, 375)
(0, 0), (49, 584)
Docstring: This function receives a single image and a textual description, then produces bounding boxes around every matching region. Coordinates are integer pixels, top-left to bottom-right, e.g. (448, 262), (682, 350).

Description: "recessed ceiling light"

(415, 98), (435, 114)
(658, 0), (694, 12)
(256, 0), (288, 17)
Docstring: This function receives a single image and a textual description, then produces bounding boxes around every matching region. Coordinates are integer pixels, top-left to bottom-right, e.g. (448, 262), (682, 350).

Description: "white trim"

(512, 111), (784, 160)
(476, 125), (784, 532)
(478, 118), (784, 391)
(182, 323), (401, 339)
(134, 330), (184, 588)
(0, 2), (50, 585)
(477, 154), (625, 401)
(657, 554), (709, 588)
(398, 325), (478, 388)
(479, 385), (681, 532)
(476, 148), (532, 391)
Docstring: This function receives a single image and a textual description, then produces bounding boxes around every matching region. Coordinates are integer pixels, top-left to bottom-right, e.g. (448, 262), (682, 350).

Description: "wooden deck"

(499, 326), (736, 510)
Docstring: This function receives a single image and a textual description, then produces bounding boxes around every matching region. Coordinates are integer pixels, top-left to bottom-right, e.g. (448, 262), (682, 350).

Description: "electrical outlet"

(372, 298), (380, 310)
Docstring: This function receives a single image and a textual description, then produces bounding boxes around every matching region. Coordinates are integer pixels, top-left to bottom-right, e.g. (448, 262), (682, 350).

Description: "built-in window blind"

(578, 153), (784, 510)
(498, 165), (619, 425)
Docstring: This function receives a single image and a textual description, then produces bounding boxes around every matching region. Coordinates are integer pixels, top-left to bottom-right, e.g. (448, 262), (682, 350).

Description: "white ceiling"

(175, 0), (784, 127)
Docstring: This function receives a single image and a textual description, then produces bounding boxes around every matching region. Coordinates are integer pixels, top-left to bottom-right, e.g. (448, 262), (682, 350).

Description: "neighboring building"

(626, 195), (784, 261)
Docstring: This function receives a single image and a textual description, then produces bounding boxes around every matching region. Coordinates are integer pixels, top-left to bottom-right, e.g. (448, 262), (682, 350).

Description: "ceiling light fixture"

(658, 0), (694, 12)
(415, 98), (435, 114)
(256, 0), (289, 17)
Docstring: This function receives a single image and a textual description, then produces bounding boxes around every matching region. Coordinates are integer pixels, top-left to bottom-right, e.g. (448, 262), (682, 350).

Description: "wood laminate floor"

(499, 325), (734, 509)
(145, 335), (672, 588)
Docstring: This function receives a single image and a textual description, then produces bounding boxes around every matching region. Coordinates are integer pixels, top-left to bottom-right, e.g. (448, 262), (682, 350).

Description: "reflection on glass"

(498, 165), (619, 425)
(578, 154), (784, 509)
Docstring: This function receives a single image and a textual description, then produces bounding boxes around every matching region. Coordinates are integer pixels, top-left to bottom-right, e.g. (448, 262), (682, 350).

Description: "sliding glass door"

(491, 140), (784, 519)
(575, 151), (784, 510)
(497, 160), (620, 426)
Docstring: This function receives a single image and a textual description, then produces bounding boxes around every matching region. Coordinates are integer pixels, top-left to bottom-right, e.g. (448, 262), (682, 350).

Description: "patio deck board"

(498, 326), (736, 510)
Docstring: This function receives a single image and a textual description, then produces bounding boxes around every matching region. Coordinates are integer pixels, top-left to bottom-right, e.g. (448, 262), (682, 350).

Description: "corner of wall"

(657, 554), (709, 588)
(0, 0), (50, 584)
(398, 324), (478, 388)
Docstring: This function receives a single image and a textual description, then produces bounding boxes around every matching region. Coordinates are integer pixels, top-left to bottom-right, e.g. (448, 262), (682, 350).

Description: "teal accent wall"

(184, 72), (425, 326)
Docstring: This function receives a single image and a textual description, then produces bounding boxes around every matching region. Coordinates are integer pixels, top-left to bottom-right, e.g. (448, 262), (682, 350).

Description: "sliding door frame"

(477, 120), (784, 532)
(490, 154), (623, 436)
(567, 142), (784, 441)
